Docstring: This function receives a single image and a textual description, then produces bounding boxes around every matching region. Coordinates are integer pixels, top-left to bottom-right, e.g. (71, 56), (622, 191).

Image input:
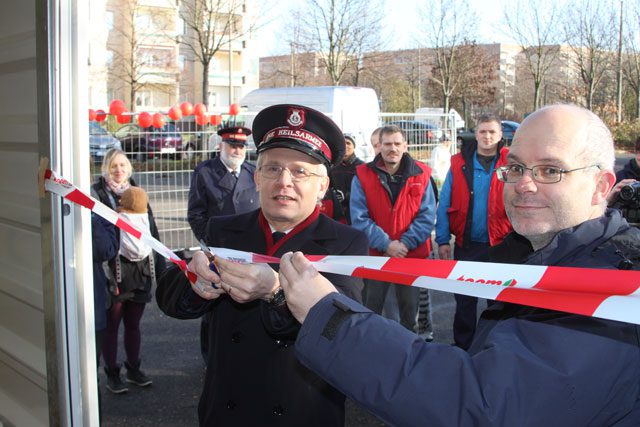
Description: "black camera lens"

(620, 184), (638, 201)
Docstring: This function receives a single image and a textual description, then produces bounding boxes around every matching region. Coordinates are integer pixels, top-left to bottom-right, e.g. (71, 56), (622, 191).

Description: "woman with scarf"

(91, 148), (165, 394)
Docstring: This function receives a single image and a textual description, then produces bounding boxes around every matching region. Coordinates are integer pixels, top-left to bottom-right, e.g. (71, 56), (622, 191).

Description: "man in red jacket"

(435, 115), (513, 349)
(349, 125), (437, 332)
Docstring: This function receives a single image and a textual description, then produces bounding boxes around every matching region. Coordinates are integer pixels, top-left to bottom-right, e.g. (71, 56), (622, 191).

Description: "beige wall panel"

(0, 152), (41, 228)
(0, 360), (48, 426)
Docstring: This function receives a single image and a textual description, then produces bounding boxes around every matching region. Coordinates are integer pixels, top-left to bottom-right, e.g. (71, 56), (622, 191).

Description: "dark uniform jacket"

(156, 208), (368, 427)
(329, 153), (364, 223)
(187, 157), (259, 241)
(294, 209), (640, 426)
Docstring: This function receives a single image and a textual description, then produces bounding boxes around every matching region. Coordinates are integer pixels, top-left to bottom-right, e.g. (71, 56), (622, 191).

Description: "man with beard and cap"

(277, 104), (640, 426)
(187, 125), (259, 242)
(187, 125), (260, 362)
(157, 104), (368, 426)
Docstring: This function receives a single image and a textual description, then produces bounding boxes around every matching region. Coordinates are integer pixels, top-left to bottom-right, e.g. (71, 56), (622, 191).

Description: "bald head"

(514, 104), (615, 171)
(505, 104), (617, 250)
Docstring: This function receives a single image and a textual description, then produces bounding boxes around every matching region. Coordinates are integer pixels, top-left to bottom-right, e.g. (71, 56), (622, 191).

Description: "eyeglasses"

(495, 164), (600, 184)
(259, 164), (324, 182)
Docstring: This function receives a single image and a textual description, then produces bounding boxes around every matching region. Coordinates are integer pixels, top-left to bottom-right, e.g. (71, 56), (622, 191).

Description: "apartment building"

(259, 43), (564, 119)
(88, 0), (259, 112)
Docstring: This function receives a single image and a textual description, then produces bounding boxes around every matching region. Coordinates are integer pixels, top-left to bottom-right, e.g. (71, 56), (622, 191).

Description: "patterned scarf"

(105, 176), (131, 196)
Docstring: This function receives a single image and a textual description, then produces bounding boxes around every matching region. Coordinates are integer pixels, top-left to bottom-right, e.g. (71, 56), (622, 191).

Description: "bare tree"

(450, 45), (499, 123)
(563, 0), (616, 110)
(504, 0), (563, 111)
(177, 0), (260, 105)
(109, 0), (176, 110)
(622, 0), (640, 119)
(295, 0), (384, 86)
(418, 0), (481, 115)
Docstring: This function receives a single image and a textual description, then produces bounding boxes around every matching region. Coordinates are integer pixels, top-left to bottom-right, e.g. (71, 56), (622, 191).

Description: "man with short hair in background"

(435, 115), (512, 350)
(329, 134), (364, 224)
(370, 127), (382, 155)
(350, 124), (437, 332)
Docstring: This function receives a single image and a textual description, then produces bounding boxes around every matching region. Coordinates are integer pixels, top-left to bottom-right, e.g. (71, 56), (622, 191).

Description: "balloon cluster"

(89, 100), (240, 129)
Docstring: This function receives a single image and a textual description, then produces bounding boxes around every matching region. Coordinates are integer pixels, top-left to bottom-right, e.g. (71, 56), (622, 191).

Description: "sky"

(255, 0), (510, 57)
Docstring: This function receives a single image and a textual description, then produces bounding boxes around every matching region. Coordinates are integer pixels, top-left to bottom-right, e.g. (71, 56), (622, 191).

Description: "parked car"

(387, 120), (439, 145)
(114, 123), (184, 161)
(89, 121), (121, 163)
(456, 120), (520, 148)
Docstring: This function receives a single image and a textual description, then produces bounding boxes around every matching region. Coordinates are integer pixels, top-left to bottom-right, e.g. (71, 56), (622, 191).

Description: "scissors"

(199, 239), (220, 288)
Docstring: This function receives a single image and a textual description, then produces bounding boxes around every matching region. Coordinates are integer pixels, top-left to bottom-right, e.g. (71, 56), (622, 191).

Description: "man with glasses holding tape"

(156, 104), (367, 426)
(277, 104), (640, 426)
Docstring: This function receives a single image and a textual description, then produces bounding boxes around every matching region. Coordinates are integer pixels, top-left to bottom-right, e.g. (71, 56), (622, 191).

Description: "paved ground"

(99, 288), (457, 427)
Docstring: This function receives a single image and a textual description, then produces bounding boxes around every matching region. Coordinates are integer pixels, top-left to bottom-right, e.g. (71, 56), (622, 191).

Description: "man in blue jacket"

(350, 125), (436, 333)
(278, 104), (640, 426)
(436, 115), (512, 349)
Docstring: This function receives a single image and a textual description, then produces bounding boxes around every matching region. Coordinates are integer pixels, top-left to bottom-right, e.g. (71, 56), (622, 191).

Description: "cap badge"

(286, 108), (305, 128)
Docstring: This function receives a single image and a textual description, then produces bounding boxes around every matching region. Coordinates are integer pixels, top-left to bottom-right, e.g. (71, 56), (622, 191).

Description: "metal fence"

(91, 112), (457, 252)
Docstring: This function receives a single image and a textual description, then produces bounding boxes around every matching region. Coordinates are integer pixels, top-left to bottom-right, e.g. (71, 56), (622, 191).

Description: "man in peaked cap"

(188, 125), (259, 241)
(157, 104), (368, 426)
(187, 125), (260, 363)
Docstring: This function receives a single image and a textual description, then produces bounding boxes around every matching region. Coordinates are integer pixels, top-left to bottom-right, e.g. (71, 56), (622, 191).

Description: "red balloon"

(152, 113), (166, 128)
(167, 105), (182, 121)
(109, 99), (127, 116)
(89, 108), (97, 121)
(195, 114), (209, 126)
(193, 103), (207, 116)
(210, 114), (222, 126)
(229, 103), (240, 116)
(95, 109), (107, 122)
(138, 111), (153, 128)
(180, 101), (193, 116)
(116, 114), (131, 124)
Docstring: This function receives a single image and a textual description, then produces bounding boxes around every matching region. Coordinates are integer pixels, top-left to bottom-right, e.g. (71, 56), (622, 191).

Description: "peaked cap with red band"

(217, 126), (252, 145)
(252, 104), (345, 168)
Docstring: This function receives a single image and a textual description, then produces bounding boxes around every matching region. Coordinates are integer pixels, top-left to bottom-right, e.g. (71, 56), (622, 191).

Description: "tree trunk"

(202, 61), (210, 106)
(636, 86), (640, 120)
(533, 81), (541, 111)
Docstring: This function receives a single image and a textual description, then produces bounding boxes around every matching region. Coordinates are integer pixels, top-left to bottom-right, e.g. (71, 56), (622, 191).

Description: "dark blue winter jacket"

(91, 213), (118, 331)
(295, 209), (640, 426)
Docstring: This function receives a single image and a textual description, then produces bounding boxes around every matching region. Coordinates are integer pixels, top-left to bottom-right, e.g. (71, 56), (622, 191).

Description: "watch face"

(269, 287), (286, 307)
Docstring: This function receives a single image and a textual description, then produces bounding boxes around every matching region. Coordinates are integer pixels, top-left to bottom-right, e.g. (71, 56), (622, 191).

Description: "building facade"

(88, 0), (259, 113)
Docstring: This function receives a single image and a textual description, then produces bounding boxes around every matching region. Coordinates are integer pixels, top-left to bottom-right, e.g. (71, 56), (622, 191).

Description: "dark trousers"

(453, 242), (490, 350)
(102, 300), (146, 368)
(364, 279), (420, 332)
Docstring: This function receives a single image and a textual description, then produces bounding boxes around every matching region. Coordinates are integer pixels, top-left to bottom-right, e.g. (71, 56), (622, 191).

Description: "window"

(105, 50), (113, 66)
(178, 55), (185, 71)
(105, 11), (114, 30)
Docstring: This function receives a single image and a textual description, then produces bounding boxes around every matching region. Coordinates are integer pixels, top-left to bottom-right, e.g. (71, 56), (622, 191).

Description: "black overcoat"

(156, 209), (368, 426)
(187, 157), (259, 240)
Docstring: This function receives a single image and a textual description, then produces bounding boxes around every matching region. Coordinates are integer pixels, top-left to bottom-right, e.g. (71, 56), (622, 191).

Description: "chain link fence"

(90, 112), (457, 252)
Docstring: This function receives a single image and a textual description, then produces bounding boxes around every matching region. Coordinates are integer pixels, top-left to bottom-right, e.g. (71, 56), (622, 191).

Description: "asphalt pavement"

(99, 287), (457, 427)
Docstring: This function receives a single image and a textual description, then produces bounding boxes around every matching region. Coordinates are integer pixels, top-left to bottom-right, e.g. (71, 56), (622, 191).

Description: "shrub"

(611, 120), (640, 151)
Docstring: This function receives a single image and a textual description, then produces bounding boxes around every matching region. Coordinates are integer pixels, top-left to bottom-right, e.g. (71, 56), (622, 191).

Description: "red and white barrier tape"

(44, 169), (640, 326)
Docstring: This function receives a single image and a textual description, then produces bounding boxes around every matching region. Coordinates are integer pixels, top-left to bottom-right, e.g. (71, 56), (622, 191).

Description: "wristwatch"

(268, 286), (286, 307)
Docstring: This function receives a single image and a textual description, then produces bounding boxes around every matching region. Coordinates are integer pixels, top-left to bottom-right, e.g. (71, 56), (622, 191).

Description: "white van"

(239, 86), (379, 162)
